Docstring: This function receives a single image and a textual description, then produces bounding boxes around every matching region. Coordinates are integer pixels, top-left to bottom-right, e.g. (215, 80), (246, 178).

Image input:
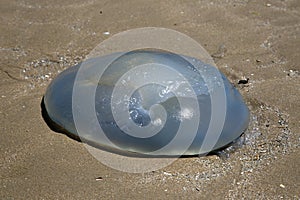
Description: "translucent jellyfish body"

(44, 50), (249, 156)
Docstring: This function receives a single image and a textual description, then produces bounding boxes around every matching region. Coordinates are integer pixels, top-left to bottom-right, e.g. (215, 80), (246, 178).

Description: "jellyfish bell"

(43, 49), (250, 157)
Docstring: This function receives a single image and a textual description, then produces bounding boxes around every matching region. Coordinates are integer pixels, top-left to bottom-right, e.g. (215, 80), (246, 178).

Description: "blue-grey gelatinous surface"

(44, 50), (250, 156)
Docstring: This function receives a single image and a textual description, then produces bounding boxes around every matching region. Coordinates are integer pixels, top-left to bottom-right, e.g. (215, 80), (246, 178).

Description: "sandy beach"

(1, 0), (299, 199)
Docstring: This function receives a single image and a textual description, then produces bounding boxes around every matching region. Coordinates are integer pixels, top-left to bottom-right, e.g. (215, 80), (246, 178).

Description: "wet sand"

(1, 0), (299, 199)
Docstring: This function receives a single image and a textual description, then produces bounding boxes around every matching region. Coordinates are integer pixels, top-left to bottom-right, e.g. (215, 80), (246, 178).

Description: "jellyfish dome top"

(43, 49), (249, 157)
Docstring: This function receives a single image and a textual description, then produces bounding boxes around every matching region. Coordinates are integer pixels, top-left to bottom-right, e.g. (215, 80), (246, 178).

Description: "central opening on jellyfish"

(128, 84), (169, 128)
(129, 106), (151, 127)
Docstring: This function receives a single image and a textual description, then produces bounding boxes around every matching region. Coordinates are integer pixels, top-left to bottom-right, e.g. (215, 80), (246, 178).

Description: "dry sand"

(1, 0), (299, 199)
